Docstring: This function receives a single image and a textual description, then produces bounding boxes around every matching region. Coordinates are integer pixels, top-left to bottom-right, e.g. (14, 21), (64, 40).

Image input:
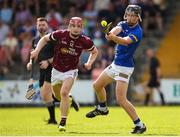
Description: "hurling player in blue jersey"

(86, 5), (146, 134)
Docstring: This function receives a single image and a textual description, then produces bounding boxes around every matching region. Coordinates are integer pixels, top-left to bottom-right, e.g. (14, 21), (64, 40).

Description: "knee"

(116, 97), (127, 107)
(40, 89), (51, 102)
(40, 89), (46, 99)
(93, 82), (102, 92)
(40, 93), (46, 101)
(61, 90), (69, 99)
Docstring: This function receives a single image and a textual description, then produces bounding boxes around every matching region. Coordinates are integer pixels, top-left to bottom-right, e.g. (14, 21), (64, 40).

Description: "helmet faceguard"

(124, 5), (142, 22)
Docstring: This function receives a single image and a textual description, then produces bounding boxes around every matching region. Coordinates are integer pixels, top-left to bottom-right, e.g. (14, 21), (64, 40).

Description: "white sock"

(135, 121), (144, 128)
(97, 105), (108, 112)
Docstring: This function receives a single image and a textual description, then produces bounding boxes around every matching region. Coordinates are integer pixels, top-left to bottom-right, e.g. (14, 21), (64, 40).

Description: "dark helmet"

(124, 5), (142, 22)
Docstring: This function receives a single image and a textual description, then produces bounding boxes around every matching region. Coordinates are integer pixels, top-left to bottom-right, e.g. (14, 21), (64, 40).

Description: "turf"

(0, 106), (180, 136)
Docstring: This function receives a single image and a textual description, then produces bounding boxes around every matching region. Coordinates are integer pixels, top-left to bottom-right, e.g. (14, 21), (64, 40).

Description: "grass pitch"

(0, 106), (180, 136)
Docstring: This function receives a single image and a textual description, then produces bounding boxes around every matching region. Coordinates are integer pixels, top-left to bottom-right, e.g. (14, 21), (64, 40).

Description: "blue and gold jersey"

(114, 21), (143, 67)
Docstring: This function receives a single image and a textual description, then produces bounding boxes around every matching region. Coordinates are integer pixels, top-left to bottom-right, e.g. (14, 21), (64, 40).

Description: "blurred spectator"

(45, 7), (63, 30)
(153, 0), (167, 17)
(20, 33), (33, 67)
(0, 46), (9, 79)
(0, 38), (14, 79)
(129, 0), (139, 4)
(102, 46), (114, 68)
(0, 0), (170, 81)
(2, 28), (18, 61)
(113, 0), (128, 21)
(0, 20), (9, 45)
(63, 4), (81, 29)
(144, 48), (165, 105)
(26, 0), (40, 16)
(97, 2), (117, 22)
(94, 0), (110, 11)
(65, 5), (81, 21)
(47, 0), (60, 10)
(142, 0), (163, 35)
(15, 2), (32, 25)
(0, 0), (13, 24)
(21, 19), (36, 37)
(92, 30), (104, 48)
(83, 0), (97, 36)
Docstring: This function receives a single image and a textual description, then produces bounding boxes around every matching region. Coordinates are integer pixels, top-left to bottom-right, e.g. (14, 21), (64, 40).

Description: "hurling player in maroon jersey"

(31, 17), (98, 131)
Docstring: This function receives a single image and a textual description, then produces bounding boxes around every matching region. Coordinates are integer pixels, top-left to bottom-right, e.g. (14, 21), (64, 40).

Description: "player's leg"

(52, 83), (62, 101)
(69, 94), (80, 111)
(40, 81), (57, 124)
(52, 83), (79, 111)
(86, 69), (113, 118)
(116, 80), (146, 134)
(144, 86), (153, 106)
(156, 87), (165, 105)
(40, 67), (57, 124)
(59, 77), (75, 131)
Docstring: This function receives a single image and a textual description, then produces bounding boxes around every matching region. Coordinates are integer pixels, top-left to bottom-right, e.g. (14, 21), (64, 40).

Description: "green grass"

(0, 106), (180, 136)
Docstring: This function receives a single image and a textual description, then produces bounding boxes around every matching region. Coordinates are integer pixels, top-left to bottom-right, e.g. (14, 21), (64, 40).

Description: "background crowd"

(0, 0), (167, 83)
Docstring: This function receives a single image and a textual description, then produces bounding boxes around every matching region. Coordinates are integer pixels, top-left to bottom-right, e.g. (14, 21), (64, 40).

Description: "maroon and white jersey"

(50, 29), (94, 72)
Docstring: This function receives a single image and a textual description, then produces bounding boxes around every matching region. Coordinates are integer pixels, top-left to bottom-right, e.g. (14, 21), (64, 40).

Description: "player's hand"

(84, 63), (92, 70)
(105, 33), (115, 41)
(26, 62), (32, 70)
(30, 50), (39, 60)
(39, 60), (49, 69)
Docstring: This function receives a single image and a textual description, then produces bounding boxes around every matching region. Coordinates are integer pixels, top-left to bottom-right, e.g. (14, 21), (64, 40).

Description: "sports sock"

(97, 102), (108, 111)
(159, 92), (165, 105)
(133, 118), (143, 128)
(99, 102), (106, 107)
(60, 116), (67, 126)
(69, 95), (73, 105)
(46, 101), (55, 121)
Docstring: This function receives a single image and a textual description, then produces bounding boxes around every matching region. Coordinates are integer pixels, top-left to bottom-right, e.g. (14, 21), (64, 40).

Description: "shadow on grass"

(67, 131), (122, 135)
(66, 132), (180, 136)
(146, 133), (180, 136)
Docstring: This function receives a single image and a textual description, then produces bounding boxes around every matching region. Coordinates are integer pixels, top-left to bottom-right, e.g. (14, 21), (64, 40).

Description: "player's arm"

(47, 57), (53, 64)
(39, 57), (53, 69)
(27, 40), (35, 70)
(106, 33), (133, 46)
(35, 34), (51, 53)
(84, 46), (98, 70)
(31, 34), (51, 59)
(109, 26), (122, 35)
(106, 24), (134, 45)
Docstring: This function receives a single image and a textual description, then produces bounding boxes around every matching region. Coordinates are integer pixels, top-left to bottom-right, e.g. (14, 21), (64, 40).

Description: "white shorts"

(51, 68), (78, 86)
(104, 63), (134, 83)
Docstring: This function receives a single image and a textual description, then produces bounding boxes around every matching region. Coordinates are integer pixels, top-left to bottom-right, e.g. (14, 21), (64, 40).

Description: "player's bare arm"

(31, 34), (51, 59)
(27, 59), (33, 70)
(109, 26), (122, 35)
(106, 33), (132, 45)
(106, 26), (132, 45)
(84, 46), (98, 70)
